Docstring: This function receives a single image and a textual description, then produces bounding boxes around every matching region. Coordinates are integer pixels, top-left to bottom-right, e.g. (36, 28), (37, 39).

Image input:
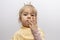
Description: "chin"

(23, 24), (29, 28)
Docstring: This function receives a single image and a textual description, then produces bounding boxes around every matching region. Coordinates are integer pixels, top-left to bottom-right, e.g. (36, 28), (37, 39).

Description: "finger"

(32, 18), (37, 25)
(28, 20), (32, 28)
(28, 20), (33, 25)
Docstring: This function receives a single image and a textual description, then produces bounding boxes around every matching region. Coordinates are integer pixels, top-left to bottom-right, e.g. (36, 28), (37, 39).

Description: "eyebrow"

(23, 12), (28, 14)
(31, 12), (37, 15)
(23, 11), (37, 16)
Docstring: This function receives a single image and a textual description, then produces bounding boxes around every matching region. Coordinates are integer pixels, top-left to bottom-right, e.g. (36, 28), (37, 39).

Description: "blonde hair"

(19, 4), (37, 21)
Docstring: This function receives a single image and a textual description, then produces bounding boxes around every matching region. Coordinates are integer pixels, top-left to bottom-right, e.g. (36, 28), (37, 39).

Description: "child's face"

(20, 6), (37, 27)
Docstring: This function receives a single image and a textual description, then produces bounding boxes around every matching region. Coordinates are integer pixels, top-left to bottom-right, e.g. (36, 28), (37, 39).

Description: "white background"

(0, 0), (60, 40)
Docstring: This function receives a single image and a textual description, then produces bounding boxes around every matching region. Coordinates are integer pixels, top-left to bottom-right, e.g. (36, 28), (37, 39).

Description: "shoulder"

(12, 28), (23, 37)
(11, 29), (24, 40)
(12, 30), (20, 39)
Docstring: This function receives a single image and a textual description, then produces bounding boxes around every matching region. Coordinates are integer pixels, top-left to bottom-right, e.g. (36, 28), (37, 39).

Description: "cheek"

(22, 16), (27, 20)
(21, 16), (27, 22)
(32, 17), (37, 20)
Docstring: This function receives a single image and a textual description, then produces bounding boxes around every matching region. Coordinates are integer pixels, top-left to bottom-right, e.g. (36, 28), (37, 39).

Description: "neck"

(23, 25), (30, 28)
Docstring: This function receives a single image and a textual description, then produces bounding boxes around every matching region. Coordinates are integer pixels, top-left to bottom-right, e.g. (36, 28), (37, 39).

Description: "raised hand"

(27, 18), (42, 40)
(27, 18), (37, 31)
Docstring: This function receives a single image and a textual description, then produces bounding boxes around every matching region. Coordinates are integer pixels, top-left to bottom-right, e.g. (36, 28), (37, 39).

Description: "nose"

(27, 15), (31, 19)
(27, 16), (31, 19)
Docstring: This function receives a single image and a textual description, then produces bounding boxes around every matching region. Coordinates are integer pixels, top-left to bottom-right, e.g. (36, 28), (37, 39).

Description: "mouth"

(26, 20), (29, 23)
(24, 20), (27, 23)
(23, 20), (29, 27)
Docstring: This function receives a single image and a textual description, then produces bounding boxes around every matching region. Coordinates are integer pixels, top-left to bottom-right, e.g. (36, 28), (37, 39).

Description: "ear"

(19, 16), (22, 22)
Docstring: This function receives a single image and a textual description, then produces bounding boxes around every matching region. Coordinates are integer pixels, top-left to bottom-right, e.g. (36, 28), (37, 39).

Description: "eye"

(31, 14), (35, 16)
(24, 14), (27, 16)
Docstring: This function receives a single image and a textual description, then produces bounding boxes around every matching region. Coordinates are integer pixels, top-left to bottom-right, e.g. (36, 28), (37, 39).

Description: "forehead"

(23, 6), (36, 14)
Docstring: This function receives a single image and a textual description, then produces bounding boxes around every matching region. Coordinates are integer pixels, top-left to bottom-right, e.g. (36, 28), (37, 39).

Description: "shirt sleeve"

(31, 28), (45, 40)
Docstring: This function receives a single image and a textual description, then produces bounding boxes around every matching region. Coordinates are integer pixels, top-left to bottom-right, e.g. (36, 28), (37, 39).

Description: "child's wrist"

(31, 29), (42, 40)
(31, 28), (39, 34)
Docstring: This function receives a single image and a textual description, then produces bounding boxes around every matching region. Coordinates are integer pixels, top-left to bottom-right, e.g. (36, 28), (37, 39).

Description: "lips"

(25, 20), (29, 25)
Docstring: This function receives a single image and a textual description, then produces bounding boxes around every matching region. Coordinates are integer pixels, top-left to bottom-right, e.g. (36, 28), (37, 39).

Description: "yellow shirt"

(12, 26), (45, 40)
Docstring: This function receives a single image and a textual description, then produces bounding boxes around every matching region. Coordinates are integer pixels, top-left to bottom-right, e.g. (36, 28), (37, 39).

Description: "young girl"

(12, 4), (45, 40)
